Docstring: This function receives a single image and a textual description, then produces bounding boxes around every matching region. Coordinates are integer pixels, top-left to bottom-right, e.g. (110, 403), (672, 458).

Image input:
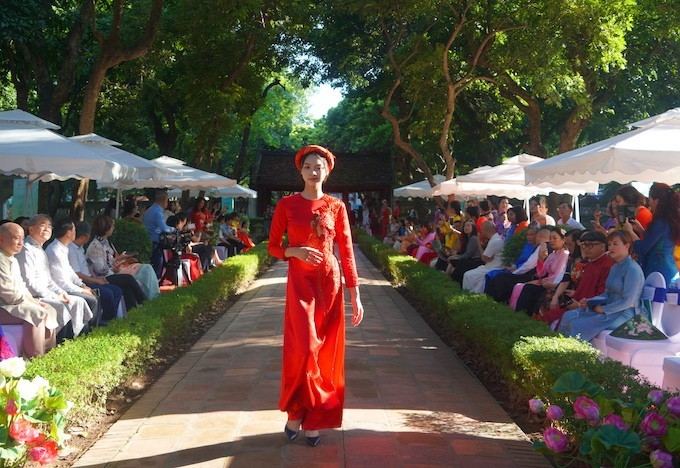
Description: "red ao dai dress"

(268, 193), (359, 430)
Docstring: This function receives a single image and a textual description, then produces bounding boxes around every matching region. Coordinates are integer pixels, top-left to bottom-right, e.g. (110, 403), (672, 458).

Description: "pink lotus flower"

(529, 398), (545, 414)
(648, 389), (665, 405)
(650, 449), (673, 468)
(667, 396), (680, 417)
(641, 411), (668, 437)
(602, 413), (628, 430)
(544, 428), (569, 453)
(5, 398), (19, 415)
(9, 419), (41, 445)
(29, 440), (59, 465)
(546, 405), (564, 420)
(573, 396), (600, 422)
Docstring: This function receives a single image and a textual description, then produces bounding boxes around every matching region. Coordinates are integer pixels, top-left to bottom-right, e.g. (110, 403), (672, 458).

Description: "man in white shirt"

(45, 219), (102, 325)
(556, 202), (585, 230)
(15, 215), (93, 338)
(0, 222), (58, 356)
(463, 221), (506, 294)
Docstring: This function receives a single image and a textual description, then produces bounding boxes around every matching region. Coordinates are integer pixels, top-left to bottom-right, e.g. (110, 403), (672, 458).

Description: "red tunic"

(268, 193), (359, 430)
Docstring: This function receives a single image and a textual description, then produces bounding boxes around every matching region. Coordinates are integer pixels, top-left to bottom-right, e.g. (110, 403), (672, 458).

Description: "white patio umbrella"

(0, 110), (135, 184)
(70, 134), (178, 187)
(71, 133), (182, 216)
(167, 184), (257, 199)
(134, 156), (237, 190)
(525, 108), (680, 186)
(393, 175), (446, 198)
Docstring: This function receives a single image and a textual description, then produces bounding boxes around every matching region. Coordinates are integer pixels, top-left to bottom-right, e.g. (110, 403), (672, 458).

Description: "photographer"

(166, 213), (221, 273)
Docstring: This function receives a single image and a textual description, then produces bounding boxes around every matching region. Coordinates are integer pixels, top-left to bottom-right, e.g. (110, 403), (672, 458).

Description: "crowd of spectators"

(0, 190), (256, 359)
(379, 183), (680, 344)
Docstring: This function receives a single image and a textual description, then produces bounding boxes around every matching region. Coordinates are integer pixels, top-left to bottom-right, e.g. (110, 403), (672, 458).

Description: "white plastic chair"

(604, 272), (680, 386)
(662, 356), (680, 391)
(592, 272), (667, 357)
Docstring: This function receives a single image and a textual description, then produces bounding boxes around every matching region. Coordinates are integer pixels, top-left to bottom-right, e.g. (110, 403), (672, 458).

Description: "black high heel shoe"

(305, 434), (320, 447)
(284, 424), (299, 441)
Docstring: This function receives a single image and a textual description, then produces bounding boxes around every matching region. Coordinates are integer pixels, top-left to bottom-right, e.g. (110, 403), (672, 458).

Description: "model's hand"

(297, 247), (323, 267)
(349, 286), (364, 327)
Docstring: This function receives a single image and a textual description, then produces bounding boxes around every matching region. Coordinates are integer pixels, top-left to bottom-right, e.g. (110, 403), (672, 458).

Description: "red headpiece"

(294, 145), (336, 172)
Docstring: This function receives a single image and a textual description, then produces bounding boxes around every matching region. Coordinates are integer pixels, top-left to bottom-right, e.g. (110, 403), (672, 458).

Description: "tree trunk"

(558, 107), (590, 153)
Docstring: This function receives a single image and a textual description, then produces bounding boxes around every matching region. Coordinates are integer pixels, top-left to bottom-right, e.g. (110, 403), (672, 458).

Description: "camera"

(159, 229), (192, 252)
(617, 205), (636, 224)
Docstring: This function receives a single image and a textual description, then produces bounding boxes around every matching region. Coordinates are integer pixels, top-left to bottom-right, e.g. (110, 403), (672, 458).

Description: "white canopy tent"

(0, 110), (135, 184)
(393, 175), (446, 198)
(525, 108), (680, 186)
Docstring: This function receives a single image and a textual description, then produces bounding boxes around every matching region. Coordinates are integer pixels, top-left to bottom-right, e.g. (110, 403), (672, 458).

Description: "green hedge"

(110, 219), (153, 263)
(23, 242), (272, 423)
(353, 229), (655, 402)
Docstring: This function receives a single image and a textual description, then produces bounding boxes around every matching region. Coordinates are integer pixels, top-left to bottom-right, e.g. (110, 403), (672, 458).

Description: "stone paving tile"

(73, 247), (549, 468)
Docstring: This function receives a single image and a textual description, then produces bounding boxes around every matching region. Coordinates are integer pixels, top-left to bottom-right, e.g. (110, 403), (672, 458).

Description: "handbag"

(609, 314), (668, 340)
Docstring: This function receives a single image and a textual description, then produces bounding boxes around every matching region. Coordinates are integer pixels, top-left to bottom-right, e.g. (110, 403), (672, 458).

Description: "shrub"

(110, 220), (153, 263)
(353, 228), (659, 408)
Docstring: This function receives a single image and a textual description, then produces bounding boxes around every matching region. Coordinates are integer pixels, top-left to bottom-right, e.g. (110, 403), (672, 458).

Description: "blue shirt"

(142, 203), (172, 243)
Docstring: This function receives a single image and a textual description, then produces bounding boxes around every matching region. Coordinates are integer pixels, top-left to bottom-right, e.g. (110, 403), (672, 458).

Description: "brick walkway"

(73, 248), (550, 467)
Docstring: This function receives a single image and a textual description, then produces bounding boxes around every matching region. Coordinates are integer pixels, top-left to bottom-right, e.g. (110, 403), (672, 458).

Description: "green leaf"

(580, 427), (597, 455)
(590, 425), (641, 455)
(0, 425), (7, 444)
(44, 395), (68, 412)
(531, 440), (555, 455)
(551, 371), (602, 397)
(662, 427), (680, 452)
(0, 444), (25, 461)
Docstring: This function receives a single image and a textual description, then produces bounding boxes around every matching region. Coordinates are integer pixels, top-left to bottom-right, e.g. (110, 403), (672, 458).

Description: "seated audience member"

(615, 184), (652, 231)
(440, 202), (463, 252)
(466, 205), (483, 237)
(237, 220), (256, 252)
(623, 182), (680, 284)
(558, 231), (644, 341)
(12, 216), (29, 233)
(485, 226), (539, 283)
(556, 202), (585, 229)
(529, 196), (556, 226)
(514, 227), (569, 316)
(494, 197), (512, 236)
(505, 206), (529, 239)
(537, 231), (615, 328)
(592, 199), (618, 234)
(462, 221), (505, 293)
(45, 218), (103, 325)
(531, 229), (583, 320)
(218, 215), (245, 258)
(383, 215), (400, 246)
(167, 213), (222, 272)
(411, 222), (437, 263)
(446, 220), (482, 277)
(16, 215), (93, 338)
(87, 215), (159, 300)
(0, 223), (58, 356)
(485, 227), (549, 303)
(69, 221), (143, 311)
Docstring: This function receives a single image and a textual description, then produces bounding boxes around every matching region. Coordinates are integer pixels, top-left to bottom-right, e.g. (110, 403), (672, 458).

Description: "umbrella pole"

(116, 189), (121, 218)
(573, 196), (581, 223)
(24, 180), (30, 216)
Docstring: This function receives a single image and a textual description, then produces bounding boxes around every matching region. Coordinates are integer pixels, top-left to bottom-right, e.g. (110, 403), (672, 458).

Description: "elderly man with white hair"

(15, 215), (93, 338)
(0, 222), (58, 356)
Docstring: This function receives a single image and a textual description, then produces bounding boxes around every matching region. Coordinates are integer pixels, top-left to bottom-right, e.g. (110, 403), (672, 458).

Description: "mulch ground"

(54, 273), (543, 466)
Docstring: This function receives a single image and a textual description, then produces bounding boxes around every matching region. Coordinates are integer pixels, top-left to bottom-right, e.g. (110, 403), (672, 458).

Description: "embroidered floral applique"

(307, 195), (338, 257)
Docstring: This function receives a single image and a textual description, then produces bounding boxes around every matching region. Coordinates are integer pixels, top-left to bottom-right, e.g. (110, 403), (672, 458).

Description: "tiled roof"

(253, 150), (394, 192)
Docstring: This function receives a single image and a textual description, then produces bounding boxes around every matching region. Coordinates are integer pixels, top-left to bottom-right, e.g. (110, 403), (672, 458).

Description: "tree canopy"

(0, 0), (677, 211)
